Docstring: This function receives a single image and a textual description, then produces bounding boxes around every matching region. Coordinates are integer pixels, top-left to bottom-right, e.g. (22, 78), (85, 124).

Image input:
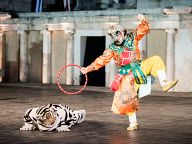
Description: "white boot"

(127, 112), (138, 131)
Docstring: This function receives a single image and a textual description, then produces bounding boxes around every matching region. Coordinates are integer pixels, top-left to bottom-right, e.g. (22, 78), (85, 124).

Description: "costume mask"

(107, 24), (125, 46)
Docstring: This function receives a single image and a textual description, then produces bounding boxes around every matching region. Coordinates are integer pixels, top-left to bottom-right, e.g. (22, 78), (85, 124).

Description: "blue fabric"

(131, 62), (147, 84)
(35, 0), (42, 12)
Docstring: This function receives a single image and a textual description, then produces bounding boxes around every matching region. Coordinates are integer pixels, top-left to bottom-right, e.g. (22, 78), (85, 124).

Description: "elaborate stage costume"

(81, 14), (178, 131)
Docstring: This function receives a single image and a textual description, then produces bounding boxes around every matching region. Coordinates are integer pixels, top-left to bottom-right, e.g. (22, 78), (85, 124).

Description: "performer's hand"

(80, 67), (87, 74)
(137, 14), (145, 21)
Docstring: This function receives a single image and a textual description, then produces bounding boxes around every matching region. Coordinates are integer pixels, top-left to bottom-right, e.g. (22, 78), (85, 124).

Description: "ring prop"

(57, 64), (88, 95)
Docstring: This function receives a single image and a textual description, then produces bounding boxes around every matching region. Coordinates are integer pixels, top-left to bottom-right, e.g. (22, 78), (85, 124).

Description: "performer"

(81, 14), (178, 131)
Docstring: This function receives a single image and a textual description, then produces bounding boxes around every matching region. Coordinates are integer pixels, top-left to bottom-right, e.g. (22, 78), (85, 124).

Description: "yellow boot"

(162, 80), (178, 92)
(127, 122), (138, 131)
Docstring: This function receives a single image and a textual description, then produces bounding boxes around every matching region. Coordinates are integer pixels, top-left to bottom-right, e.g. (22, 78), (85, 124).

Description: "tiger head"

(36, 104), (57, 128)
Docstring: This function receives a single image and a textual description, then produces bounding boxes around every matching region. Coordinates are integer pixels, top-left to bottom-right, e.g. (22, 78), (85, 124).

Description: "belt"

(118, 61), (147, 84)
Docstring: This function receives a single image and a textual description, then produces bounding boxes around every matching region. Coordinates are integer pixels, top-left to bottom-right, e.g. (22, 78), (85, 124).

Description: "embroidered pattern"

(109, 32), (136, 55)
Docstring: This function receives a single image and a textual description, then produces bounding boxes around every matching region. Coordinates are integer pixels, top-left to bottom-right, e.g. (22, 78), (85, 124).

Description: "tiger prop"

(20, 104), (86, 132)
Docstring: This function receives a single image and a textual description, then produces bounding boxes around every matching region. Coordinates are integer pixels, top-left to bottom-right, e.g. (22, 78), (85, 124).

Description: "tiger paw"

(56, 125), (70, 132)
(20, 124), (36, 131)
(74, 110), (86, 123)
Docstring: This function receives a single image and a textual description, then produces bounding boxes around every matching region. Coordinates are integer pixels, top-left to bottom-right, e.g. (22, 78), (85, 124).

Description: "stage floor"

(0, 83), (191, 144)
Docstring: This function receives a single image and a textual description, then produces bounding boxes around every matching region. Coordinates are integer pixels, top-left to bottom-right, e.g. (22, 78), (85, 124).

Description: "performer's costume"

(84, 17), (178, 131)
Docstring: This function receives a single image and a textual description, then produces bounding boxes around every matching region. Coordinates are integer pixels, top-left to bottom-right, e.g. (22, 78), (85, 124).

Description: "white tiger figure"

(20, 104), (86, 132)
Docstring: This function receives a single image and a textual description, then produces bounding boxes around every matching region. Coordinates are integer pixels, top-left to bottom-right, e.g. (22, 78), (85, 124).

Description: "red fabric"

(119, 49), (132, 66)
(111, 74), (123, 91)
(111, 49), (133, 91)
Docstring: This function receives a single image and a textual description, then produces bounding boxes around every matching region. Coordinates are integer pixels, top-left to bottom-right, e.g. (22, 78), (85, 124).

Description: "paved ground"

(0, 83), (191, 144)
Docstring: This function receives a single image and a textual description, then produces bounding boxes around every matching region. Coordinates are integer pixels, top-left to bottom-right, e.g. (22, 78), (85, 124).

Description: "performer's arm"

(135, 14), (149, 41)
(81, 48), (113, 74)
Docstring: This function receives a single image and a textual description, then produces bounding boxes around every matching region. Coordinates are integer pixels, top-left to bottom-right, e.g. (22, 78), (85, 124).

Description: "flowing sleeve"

(135, 18), (149, 41)
(87, 48), (114, 71)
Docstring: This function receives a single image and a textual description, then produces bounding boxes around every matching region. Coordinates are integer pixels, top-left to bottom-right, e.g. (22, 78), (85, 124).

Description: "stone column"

(18, 30), (28, 82)
(108, 58), (118, 88)
(73, 32), (81, 85)
(138, 35), (147, 60)
(105, 34), (113, 87)
(42, 30), (51, 83)
(165, 29), (176, 82)
(0, 33), (4, 82)
(66, 30), (74, 85)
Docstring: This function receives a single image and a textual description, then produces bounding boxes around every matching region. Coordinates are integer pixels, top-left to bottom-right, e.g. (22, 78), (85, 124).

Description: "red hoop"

(57, 64), (88, 95)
